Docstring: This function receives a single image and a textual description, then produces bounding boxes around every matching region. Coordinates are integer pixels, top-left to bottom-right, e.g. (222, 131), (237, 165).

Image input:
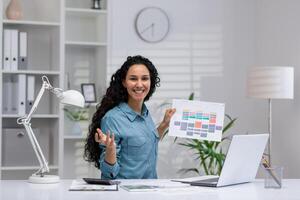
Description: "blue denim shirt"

(99, 102), (159, 179)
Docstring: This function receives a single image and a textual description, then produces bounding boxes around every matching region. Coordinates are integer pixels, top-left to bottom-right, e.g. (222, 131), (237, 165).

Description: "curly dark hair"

(84, 55), (160, 169)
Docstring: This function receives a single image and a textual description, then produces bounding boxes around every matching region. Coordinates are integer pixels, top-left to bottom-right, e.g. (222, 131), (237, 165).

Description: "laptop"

(175, 134), (269, 187)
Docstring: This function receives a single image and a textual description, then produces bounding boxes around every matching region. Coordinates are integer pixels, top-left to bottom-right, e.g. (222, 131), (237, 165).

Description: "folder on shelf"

(3, 29), (11, 70)
(10, 29), (19, 71)
(26, 75), (35, 113)
(17, 74), (26, 116)
(11, 76), (18, 114)
(18, 32), (28, 69)
(2, 76), (13, 114)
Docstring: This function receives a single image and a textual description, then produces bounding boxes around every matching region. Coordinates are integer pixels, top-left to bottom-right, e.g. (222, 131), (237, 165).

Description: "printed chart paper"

(169, 99), (225, 141)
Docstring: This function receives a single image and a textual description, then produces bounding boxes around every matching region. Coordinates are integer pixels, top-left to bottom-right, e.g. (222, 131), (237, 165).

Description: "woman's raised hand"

(162, 108), (176, 126)
(95, 128), (115, 150)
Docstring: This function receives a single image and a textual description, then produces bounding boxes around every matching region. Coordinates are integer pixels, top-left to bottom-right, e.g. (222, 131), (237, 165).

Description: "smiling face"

(122, 64), (151, 105)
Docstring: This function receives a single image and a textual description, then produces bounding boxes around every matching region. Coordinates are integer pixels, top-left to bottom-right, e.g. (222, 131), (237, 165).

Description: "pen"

(261, 156), (281, 187)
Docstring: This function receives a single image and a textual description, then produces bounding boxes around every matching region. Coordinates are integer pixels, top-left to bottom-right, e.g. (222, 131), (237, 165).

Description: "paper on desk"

(120, 179), (190, 192)
(120, 179), (216, 194)
(169, 99), (225, 142)
(69, 180), (118, 191)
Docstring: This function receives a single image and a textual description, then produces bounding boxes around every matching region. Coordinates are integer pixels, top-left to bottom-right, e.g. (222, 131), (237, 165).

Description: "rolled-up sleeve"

(99, 116), (122, 179)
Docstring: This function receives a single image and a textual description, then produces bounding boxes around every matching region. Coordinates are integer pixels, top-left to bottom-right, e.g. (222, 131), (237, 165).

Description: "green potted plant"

(64, 107), (89, 136)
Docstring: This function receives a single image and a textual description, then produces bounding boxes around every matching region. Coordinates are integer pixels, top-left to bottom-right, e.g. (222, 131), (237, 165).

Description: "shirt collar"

(118, 102), (148, 122)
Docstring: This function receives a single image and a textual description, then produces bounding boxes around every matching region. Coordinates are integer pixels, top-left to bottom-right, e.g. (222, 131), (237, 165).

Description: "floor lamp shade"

(247, 66), (294, 99)
(247, 66), (294, 166)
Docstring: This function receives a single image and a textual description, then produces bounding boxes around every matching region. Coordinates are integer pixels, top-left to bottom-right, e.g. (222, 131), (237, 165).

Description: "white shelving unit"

(0, 0), (62, 180)
(62, 0), (108, 179)
(65, 8), (107, 17)
(65, 41), (107, 47)
(0, 0), (108, 180)
(2, 70), (61, 75)
(64, 135), (85, 140)
(3, 19), (61, 27)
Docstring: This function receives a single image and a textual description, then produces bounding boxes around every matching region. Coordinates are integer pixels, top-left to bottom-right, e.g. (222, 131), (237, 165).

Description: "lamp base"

(28, 174), (60, 184)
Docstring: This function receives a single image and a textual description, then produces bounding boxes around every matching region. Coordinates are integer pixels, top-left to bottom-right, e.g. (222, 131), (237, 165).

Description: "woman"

(84, 55), (175, 179)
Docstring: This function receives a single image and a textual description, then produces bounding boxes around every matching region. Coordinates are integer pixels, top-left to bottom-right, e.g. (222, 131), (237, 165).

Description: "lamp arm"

(27, 76), (57, 120)
(23, 121), (49, 175)
(26, 82), (47, 120)
(17, 76), (53, 177)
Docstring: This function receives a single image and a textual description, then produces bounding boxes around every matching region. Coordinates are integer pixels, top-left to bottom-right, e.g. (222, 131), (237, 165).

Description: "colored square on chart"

(209, 118), (216, 124)
(201, 133), (207, 137)
(182, 116), (189, 120)
(208, 125), (215, 133)
(208, 128), (215, 133)
(180, 122), (188, 131)
(189, 112), (196, 118)
(188, 123), (194, 128)
(195, 121), (202, 128)
(209, 124), (215, 129)
(210, 114), (216, 118)
(174, 121), (181, 126)
(187, 131), (193, 136)
(216, 126), (223, 131)
(202, 124), (208, 129)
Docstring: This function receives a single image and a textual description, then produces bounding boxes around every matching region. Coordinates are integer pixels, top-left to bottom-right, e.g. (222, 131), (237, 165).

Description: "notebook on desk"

(172, 134), (269, 187)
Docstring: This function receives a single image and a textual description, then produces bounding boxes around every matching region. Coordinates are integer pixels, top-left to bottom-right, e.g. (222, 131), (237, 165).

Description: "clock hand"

(140, 23), (154, 34)
(152, 23), (154, 37)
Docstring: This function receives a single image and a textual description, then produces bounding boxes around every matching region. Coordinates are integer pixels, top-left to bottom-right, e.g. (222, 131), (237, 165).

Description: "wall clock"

(135, 7), (170, 43)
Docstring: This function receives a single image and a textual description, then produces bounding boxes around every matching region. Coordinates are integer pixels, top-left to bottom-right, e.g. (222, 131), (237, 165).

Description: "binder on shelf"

(26, 75), (35, 113)
(18, 74), (26, 116)
(2, 76), (13, 114)
(11, 76), (18, 114)
(3, 29), (11, 70)
(19, 32), (28, 69)
(11, 29), (19, 71)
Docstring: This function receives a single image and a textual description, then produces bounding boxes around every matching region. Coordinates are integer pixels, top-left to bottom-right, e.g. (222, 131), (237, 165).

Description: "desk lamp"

(247, 66), (294, 166)
(17, 76), (85, 183)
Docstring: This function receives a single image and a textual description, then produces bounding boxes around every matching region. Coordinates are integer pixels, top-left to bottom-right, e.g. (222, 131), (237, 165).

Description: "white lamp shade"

(247, 66), (294, 99)
(60, 90), (85, 107)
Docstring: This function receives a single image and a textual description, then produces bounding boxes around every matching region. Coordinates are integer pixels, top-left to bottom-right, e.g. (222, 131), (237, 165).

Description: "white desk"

(0, 179), (299, 200)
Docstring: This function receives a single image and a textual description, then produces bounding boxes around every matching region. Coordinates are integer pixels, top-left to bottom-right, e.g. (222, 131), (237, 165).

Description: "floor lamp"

(247, 66), (294, 166)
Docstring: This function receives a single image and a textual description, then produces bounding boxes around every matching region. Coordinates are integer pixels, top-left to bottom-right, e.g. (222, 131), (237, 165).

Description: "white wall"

(109, 0), (226, 178)
(255, 0), (300, 178)
(109, 0), (300, 178)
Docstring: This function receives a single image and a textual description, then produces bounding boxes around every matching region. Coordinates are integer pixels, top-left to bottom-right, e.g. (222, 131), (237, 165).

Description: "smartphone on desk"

(83, 178), (120, 185)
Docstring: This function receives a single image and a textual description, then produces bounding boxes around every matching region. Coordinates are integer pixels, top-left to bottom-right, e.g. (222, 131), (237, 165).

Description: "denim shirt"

(99, 102), (159, 179)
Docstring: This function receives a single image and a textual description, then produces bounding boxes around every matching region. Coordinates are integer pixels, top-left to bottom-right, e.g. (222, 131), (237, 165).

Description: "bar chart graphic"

(169, 99), (225, 141)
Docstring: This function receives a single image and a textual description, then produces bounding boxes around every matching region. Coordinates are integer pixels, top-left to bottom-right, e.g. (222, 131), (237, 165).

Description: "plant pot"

(78, 120), (89, 137)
